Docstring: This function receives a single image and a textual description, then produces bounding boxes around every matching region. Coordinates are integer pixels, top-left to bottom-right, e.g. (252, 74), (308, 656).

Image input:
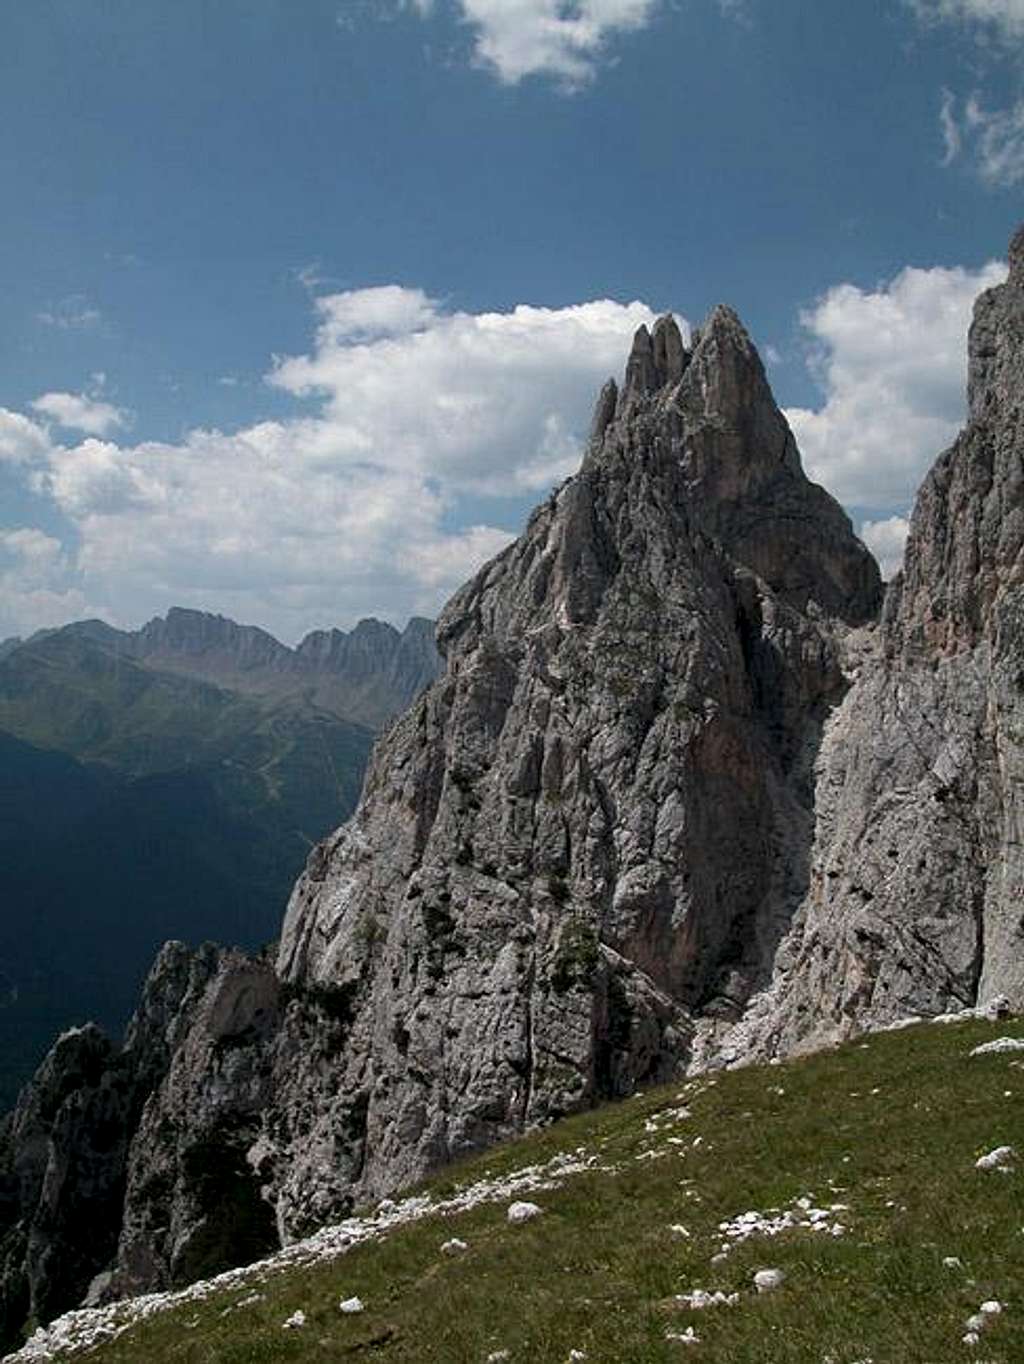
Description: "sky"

(0, 0), (1021, 644)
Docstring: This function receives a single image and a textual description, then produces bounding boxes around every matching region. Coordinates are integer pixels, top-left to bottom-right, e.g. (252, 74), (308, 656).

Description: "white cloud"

(940, 87), (962, 164)
(36, 295), (102, 331)
(785, 259), (1007, 525)
(270, 289), (663, 494)
(911, 4), (1024, 185)
(0, 409), (53, 465)
(31, 391), (128, 437)
(0, 528), (89, 639)
(939, 90), (1024, 185)
(909, 0), (1024, 43)
(1, 290), (664, 642)
(310, 284), (438, 341)
(964, 94), (1024, 183)
(859, 515), (911, 582)
(412, 0), (661, 86)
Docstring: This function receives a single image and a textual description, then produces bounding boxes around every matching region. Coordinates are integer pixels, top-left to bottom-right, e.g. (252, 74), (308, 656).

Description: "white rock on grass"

(507, 1200), (543, 1224)
(486, 1352), (511, 1362)
(975, 1146), (1015, 1170)
(666, 1326), (700, 1345)
(942, 1256), (963, 1269)
(970, 1037), (1024, 1057)
(568, 1351), (587, 1360)
(339, 1296), (365, 1313)
(980, 1300), (1003, 1315)
(933, 996), (1011, 1025)
(674, 1288), (739, 1309)
(282, 1310), (306, 1329)
(5, 1146), (603, 1362)
(441, 1237), (468, 1255)
(753, 1268), (785, 1293)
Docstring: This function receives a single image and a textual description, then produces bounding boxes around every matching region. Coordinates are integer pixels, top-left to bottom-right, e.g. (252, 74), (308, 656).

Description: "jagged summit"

(617, 312), (688, 405)
(271, 292), (881, 1221)
(437, 300), (878, 672)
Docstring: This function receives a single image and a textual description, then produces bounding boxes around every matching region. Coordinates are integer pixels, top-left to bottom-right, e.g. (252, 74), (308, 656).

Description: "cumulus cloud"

(0, 290), (664, 642)
(0, 409), (53, 466)
(410, 0), (662, 86)
(859, 516), (911, 582)
(785, 259), (1006, 532)
(31, 391), (129, 437)
(269, 288), (662, 494)
(0, 528), (88, 639)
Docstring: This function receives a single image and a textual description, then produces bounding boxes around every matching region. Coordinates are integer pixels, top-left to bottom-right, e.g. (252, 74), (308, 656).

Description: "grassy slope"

(69, 1016), (1023, 1364)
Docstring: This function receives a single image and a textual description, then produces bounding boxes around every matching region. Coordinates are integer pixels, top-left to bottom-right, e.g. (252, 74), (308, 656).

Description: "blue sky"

(0, 0), (1021, 642)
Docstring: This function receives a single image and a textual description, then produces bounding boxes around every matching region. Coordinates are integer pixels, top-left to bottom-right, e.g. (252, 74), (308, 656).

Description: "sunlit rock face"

(718, 226), (1024, 1062)
(270, 301), (879, 1237)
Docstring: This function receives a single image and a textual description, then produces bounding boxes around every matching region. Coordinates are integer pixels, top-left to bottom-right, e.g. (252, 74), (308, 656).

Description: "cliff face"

(4, 233), (1023, 1347)
(265, 304), (879, 1234)
(0, 944), (224, 1341)
(716, 226), (1024, 1059)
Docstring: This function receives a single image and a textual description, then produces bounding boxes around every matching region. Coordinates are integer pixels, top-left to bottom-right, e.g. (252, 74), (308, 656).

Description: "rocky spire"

(618, 313), (689, 407)
(262, 295), (881, 1232)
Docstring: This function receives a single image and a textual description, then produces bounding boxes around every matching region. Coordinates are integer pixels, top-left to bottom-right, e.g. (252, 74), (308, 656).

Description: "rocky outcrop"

(0, 296), (883, 1338)
(711, 227), (1024, 1061)
(263, 303), (879, 1235)
(0, 944), (223, 1350)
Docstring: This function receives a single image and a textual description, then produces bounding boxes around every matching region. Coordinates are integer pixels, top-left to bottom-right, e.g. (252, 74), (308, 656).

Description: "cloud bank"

(0, 291), (661, 642)
(785, 259), (1006, 545)
(2, 254), (1004, 638)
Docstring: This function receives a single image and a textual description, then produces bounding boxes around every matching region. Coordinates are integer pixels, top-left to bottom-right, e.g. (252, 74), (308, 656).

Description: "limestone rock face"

(267, 307), (879, 1232)
(0, 942), (222, 1351)
(715, 230), (1024, 1060)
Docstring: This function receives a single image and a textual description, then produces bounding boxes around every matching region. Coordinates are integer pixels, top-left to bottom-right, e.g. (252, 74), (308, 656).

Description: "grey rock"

(0, 942), (221, 1351)
(265, 295), (878, 1235)
(711, 227), (1024, 1059)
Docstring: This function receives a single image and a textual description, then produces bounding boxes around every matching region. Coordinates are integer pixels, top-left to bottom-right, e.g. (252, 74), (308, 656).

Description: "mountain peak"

(619, 313), (688, 407)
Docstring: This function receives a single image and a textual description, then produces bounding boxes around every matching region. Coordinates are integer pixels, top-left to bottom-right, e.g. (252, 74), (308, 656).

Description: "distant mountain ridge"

(0, 610), (441, 1110)
(46, 608), (440, 730)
